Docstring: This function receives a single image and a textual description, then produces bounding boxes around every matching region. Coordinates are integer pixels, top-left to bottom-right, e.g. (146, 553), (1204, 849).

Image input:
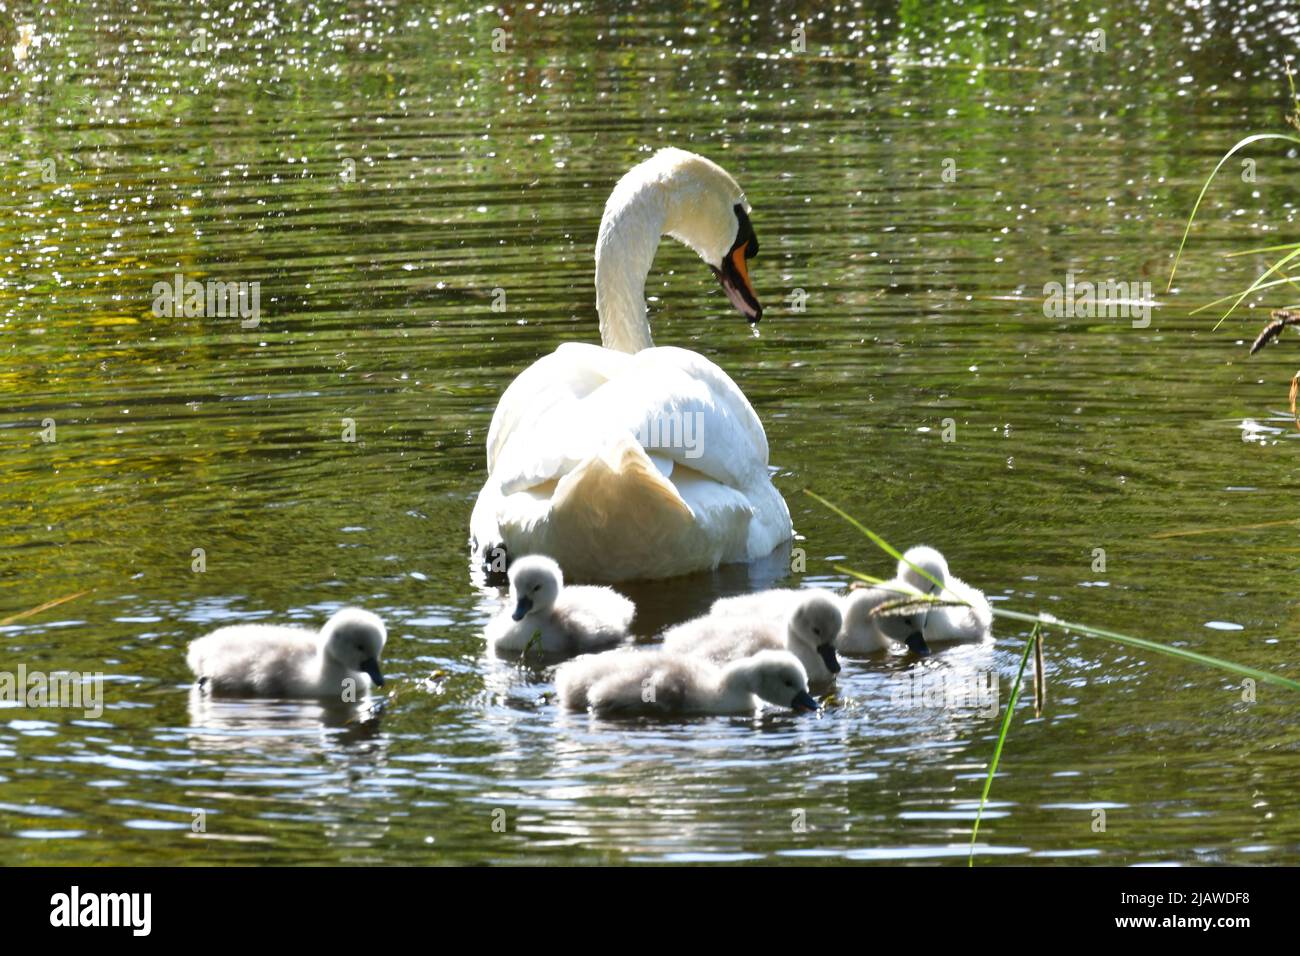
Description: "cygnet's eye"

(532, 584), (541, 593)
(812, 627), (822, 637)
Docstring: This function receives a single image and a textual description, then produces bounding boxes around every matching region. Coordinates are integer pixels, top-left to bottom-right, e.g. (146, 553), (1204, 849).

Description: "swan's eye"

(532, 584), (541, 593)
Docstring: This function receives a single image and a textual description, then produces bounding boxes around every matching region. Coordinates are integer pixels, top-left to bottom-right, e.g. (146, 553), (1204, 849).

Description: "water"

(2, 0), (1299, 865)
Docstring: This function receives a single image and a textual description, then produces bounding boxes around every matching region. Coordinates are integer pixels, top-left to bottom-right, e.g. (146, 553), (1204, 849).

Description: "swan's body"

(486, 554), (634, 658)
(186, 608), (386, 699)
(556, 647), (817, 716)
(662, 590), (842, 688)
(895, 546), (993, 645)
(470, 148), (792, 582)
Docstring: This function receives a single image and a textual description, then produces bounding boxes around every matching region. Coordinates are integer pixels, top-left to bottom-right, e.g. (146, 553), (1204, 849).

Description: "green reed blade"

(1210, 246), (1300, 330)
(970, 623), (1037, 866)
(806, 490), (945, 592)
(1167, 133), (1300, 293)
(991, 608), (1300, 693)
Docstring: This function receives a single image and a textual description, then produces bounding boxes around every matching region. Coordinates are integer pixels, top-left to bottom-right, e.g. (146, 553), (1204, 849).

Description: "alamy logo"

(152, 272), (261, 328)
(49, 886), (151, 936)
(0, 665), (102, 718)
(890, 670), (999, 717)
(636, 410), (704, 459)
(1043, 271), (1153, 328)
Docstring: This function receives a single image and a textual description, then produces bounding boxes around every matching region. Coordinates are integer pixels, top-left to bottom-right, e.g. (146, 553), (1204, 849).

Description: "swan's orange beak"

(711, 206), (762, 323)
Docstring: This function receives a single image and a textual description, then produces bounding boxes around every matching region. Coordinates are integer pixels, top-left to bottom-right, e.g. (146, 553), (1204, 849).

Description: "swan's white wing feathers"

(489, 344), (768, 496)
(486, 342), (631, 473)
(489, 438), (753, 582)
(621, 345), (770, 485)
(475, 342), (793, 579)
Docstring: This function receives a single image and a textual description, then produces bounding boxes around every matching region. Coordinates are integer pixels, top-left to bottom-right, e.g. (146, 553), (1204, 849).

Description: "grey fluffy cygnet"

(557, 647), (817, 717)
(186, 607), (386, 700)
(892, 545), (993, 648)
(662, 590), (843, 688)
(486, 554), (634, 659)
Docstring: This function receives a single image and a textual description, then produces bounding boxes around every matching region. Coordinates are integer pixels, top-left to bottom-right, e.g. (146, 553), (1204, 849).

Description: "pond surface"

(2, 0), (1299, 865)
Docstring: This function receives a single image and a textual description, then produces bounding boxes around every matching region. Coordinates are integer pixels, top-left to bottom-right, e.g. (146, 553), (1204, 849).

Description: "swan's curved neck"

(595, 179), (667, 354)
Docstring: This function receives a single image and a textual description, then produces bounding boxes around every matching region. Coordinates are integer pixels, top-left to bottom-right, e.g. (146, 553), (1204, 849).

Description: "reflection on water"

(2, 0), (1300, 864)
(184, 686), (387, 750)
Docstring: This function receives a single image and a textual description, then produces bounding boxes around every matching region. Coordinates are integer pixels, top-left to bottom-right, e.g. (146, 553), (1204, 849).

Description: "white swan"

(662, 589), (842, 688)
(186, 608), (386, 699)
(895, 545), (993, 645)
(485, 554), (634, 659)
(470, 148), (793, 582)
(556, 647), (817, 716)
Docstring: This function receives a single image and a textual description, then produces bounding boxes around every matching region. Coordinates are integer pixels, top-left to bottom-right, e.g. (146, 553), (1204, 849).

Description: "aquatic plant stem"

(992, 608), (1300, 693)
(0, 590), (91, 627)
(969, 624), (1037, 866)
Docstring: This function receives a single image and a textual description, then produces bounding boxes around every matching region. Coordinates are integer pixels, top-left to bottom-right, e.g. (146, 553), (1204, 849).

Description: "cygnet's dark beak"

(360, 658), (384, 687)
(791, 690), (820, 713)
(906, 631), (932, 658)
(817, 643), (841, 674)
(512, 596), (533, 622)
